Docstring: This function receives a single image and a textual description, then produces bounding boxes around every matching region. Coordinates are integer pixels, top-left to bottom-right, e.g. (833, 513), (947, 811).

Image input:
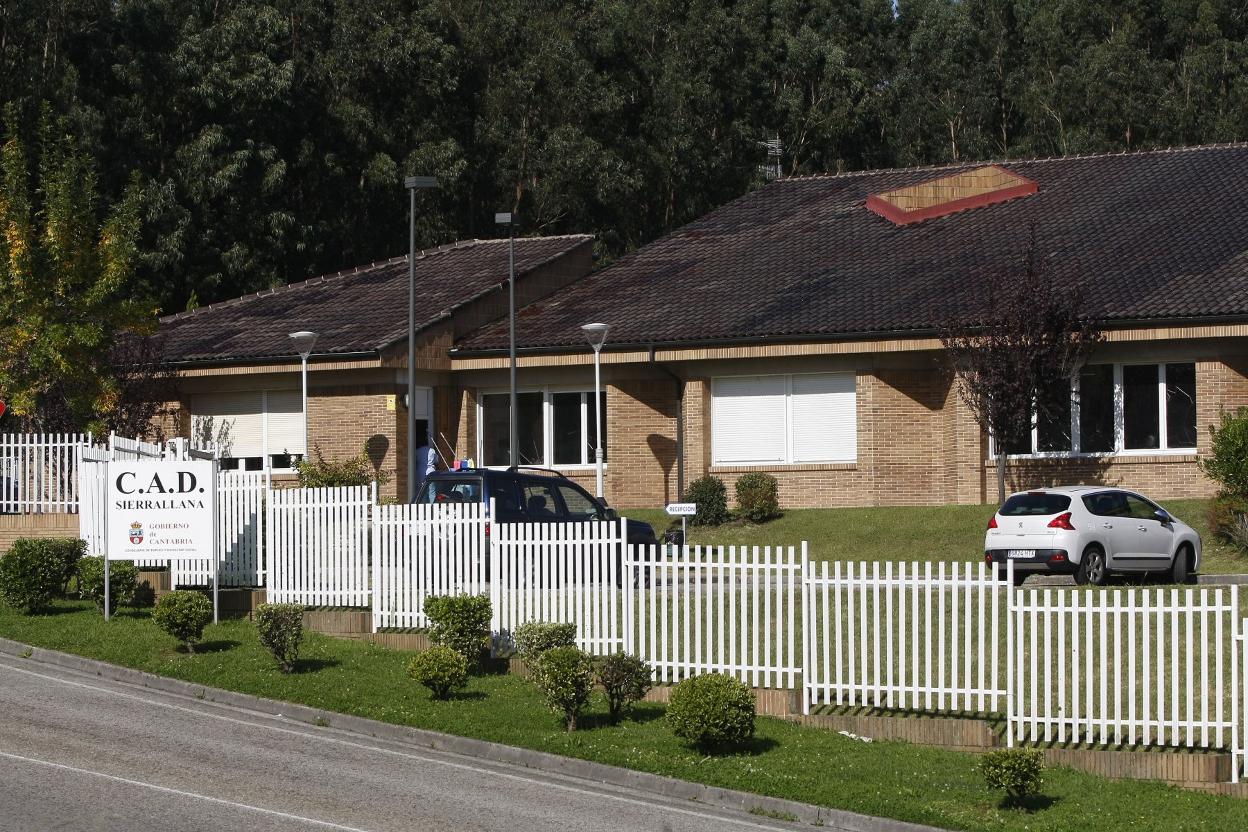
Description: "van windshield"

(418, 478), (483, 505)
(999, 493), (1071, 516)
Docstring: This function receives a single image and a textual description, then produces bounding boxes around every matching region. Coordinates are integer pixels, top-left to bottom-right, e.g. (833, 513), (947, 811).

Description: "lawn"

(2, 599), (1246, 832)
(626, 498), (1248, 575)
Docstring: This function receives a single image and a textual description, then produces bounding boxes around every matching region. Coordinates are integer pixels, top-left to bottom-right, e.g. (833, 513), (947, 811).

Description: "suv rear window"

(999, 493), (1072, 516)
(418, 478), (483, 505)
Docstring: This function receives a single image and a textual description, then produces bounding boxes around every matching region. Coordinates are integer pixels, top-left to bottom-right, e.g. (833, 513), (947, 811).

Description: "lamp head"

(288, 330), (319, 360)
(495, 212), (513, 225)
(405, 175), (438, 189)
(580, 322), (610, 352)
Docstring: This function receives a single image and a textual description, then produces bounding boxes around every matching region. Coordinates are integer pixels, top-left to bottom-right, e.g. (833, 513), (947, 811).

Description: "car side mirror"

(602, 507), (620, 521)
(1153, 509), (1171, 524)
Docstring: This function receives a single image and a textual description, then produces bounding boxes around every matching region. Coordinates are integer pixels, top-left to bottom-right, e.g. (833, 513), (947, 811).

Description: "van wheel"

(1075, 546), (1108, 586)
(1170, 545), (1191, 585)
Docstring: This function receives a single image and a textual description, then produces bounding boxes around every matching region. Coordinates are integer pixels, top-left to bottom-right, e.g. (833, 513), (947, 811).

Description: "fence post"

(488, 498), (500, 635)
(1005, 559), (1014, 747)
(800, 541), (810, 716)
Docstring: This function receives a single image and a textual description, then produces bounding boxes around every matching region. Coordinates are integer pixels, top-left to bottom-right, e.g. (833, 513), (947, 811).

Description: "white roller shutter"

(791, 373), (856, 462)
(191, 392), (264, 458)
(265, 390), (305, 456)
(712, 376), (786, 464)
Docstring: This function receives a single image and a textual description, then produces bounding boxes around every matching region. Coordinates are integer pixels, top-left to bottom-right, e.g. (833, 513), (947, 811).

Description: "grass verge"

(627, 498), (1248, 575)
(1, 600), (1245, 831)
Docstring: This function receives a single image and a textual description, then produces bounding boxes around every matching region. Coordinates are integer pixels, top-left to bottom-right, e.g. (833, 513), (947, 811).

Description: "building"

(158, 145), (1248, 508)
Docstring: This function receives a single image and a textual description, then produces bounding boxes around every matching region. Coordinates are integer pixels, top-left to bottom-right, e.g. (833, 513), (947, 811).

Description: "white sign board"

(665, 503), (697, 516)
(107, 461), (216, 561)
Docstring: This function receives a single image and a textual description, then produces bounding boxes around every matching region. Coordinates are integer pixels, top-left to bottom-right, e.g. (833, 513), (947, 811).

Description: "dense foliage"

(665, 673), (756, 750)
(684, 476), (730, 527)
(981, 748), (1045, 805)
(295, 446), (385, 488)
(531, 644), (595, 731)
(0, 538), (68, 613)
(735, 473), (780, 524)
(408, 645), (469, 700)
(76, 557), (139, 611)
(596, 652), (653, 723)
(152, 590), (213, 652)
(424, 594), (492, 670)
(512, 621), (577, 665)
(4, 0), (1245, 320)
(255, 602), (305, 672)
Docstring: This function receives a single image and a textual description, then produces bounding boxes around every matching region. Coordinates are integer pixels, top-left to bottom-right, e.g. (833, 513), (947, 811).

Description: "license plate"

(1006, 549), (1036, 559)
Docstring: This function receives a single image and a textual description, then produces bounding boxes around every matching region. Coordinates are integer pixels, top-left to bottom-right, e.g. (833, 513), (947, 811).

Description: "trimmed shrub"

(408, 646), (469, 700)
(255, 603), (304, 672)
(596, 652), (652, 723)
(76, 557), (139, 611)
(425, 594), (492, 670)
(665, 673), (755, 750)
(735, 473), (780, 524)
(513, 621), (577, 665)
(531, 645), (595, 731)
(981, 748), (1044, 804)
(152, 590), (213, 652)
(296, 445), (389, 488)
(1200, 408), (1248, 497)
(1209, 492), (1248, 546)
(0, 538), (69, 613)
(684, 476), (729, 526)
(30, 538), (86, 594)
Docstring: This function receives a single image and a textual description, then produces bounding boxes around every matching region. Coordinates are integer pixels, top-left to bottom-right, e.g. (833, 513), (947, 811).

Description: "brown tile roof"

(159, 236), (593, 364)
(454, 145), (1248, 353)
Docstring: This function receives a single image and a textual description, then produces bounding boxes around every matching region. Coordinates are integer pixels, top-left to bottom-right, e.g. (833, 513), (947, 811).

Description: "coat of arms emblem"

(129, 521), (144, 544)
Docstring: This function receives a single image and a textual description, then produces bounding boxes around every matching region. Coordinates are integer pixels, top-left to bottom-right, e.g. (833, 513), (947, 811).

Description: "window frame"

(194, 389), (305, 473)
(710, 371), (857, 466)
(990, 361), (1198, 459)
(475, 386), (607, 471)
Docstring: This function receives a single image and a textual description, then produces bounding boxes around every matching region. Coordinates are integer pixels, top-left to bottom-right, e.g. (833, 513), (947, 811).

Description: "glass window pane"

(587, 391), (606, 463)
(1123, 364), (1160, 450)
(521, 482), (561, 519)
(552, 393), (583, 465)
(558, 484), (600, 521)
(1165, 363), (1197, 448)
(482, 392), (544, 466)
(1125, 493), (1161, 521)
(1036, 378), (1072, 452)
(1078, 365), (1115, 453)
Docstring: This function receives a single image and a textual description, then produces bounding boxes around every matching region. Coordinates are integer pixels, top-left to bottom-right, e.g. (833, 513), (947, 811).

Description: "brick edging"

(0, 637), (940, 832)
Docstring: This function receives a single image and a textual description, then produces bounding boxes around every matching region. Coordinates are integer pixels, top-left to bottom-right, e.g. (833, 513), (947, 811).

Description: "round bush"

(665, 673), (755, 750)
(0, 538), (69, 613)
(76, 557), (139, 611)
(152, 590), (213, 652)
(1200, 408), (1248, 497)
(683, 476), (729, 526)
(981, 748), (1044, 804)
(424, 594), (492, 670)
(734, 472), (780, 523)
(255, 603), (304, 672)
(408, 646), (469, 700)
(532, 645), (595, 731)
(513, 621), (577, 665)
(596, 652), (652, 723)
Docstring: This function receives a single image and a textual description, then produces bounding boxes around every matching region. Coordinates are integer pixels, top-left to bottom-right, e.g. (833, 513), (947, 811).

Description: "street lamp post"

(288, 330), (319, 463)
(496, 212), (517, 468)
(580, 322), (610, 499)
(406, 175), (438, 501)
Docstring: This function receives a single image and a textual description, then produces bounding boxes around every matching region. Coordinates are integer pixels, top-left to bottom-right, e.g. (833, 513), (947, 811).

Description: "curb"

(0, 637), (939, 832)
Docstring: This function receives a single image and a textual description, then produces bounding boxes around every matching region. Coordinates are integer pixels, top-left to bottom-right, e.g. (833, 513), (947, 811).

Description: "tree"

(0, 106), (155, 432)
(940, 237), (1103, 502)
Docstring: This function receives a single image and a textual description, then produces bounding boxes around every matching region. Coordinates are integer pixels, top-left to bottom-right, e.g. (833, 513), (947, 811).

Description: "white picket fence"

(267, 484), (374, 606)
(372, 501), (490, 630)
(0, 433), (91, 513)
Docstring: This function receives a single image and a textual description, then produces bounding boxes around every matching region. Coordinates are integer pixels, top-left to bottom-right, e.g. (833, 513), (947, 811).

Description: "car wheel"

(1075, 546), (1108, 586)
(1169, 545), (1191, 585)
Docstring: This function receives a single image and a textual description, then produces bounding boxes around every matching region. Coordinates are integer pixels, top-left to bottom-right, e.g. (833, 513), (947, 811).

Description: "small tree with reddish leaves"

(940, 241), (1102, 502)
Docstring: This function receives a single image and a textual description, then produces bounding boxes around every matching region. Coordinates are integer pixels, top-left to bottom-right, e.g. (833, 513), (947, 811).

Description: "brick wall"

(0, 514), (80, 553)
(306, 385), (401, 500)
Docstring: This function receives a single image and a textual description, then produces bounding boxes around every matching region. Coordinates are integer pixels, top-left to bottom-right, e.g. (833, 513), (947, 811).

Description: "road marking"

(0, 749), (374, 832)
(0, 659), (792, 831)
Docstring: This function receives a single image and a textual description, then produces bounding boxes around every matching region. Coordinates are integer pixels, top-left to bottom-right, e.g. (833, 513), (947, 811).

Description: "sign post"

(664, 502), (697, 548)
(106, 460), (218, 622)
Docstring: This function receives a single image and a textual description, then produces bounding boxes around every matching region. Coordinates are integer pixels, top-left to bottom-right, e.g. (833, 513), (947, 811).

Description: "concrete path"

(0, 653), (822, 832)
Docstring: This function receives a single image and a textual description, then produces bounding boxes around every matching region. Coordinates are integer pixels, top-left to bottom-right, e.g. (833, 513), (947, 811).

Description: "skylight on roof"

(866, 165), (1037, 225)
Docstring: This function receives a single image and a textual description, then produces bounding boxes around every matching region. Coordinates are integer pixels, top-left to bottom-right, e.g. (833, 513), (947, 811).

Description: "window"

(191, 390), (305, 471)
(477, 389), (608, 469)
(1000, 493), (1071, 516)
(521, 481), (560, 519)
(557, 484), (601, 521)
(996, 362), (1197, 457)
(711, 373), (856, 465)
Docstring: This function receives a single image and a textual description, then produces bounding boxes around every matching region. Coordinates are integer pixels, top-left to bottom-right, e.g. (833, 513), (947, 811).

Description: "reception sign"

(106, 461), (216, 561)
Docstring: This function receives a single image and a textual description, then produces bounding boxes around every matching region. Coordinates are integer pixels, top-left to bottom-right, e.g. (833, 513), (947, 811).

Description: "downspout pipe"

(649, 344), (685, 500)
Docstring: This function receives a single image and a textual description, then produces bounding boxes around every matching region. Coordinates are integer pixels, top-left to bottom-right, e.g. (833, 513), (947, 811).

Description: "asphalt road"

(0, 655), (798, 832)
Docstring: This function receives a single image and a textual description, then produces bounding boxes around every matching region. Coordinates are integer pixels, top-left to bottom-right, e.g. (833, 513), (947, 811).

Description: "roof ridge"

(780, 141), (1248, 183)
(158, 234), (594, 324)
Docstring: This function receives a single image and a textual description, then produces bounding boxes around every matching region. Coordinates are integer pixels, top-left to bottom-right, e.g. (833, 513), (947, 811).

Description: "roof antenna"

(758, 136), (783, 181)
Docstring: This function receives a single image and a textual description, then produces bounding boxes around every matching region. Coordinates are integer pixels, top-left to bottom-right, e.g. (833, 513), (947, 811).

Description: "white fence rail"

(267, 484), (374, 605)
(372, 501), (489, 630)
(804, 560), (1008, 714)
(77, 446), (110, 554)
(0, 433), (91, 513)
(492, 519), (628, 654)
(627, 544), (804, 689)
(108, 433), (162, 461)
